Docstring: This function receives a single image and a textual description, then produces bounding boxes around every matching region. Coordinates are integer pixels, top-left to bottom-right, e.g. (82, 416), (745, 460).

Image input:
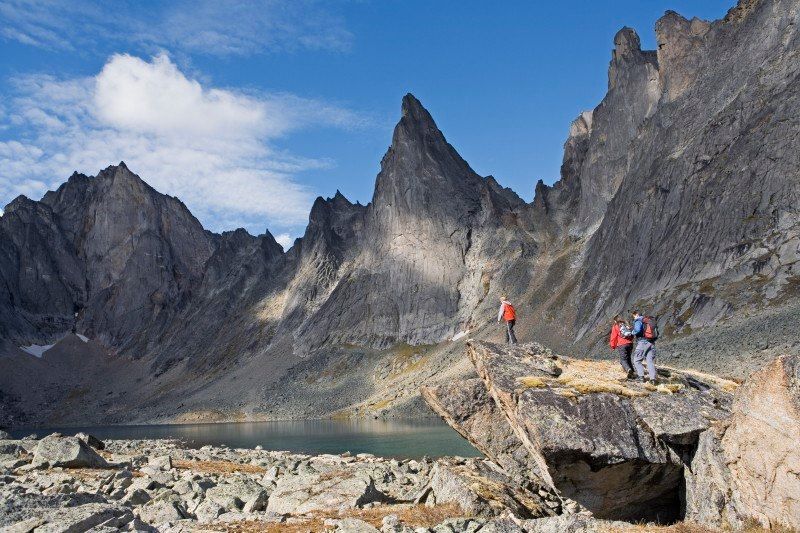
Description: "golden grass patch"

(517, 376), (548, 389)
(557, 376), (647, 398)
(173, 459), (266, 475)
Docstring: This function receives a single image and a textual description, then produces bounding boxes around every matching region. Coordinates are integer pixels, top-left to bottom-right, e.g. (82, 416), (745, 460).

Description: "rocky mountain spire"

(371, 94), (484, 216)
(533, 26), (661, 236)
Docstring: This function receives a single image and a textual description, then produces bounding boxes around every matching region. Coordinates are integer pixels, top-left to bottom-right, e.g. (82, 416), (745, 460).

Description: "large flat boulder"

(429, 459), (553, 518)
(426, 341), (737, 522)
(266, 469), (383, 515)
(33, 434), (109, 468)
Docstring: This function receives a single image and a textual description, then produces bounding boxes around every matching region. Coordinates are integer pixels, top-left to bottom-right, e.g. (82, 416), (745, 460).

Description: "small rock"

(193, 499), (225, 523)
(148, 455), (172, 471)
(172, 480), (193, 495)
(242, 488), (270, 513)
(138, 500), (185, 525)
(2, 517), (46, 533)
(206, 478), (265, 511)
(124, 488), (153, 506)
(74, 432), (105, 450)
(138, 467), (174, 486)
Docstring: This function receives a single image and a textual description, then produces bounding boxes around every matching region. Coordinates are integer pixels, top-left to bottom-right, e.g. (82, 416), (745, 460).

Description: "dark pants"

(616, 344), (633, 373)
(505, 320), (517, 344)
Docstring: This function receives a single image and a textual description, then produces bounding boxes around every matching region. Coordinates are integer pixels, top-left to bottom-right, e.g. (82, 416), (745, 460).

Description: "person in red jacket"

(497, 295), (518, 345)
(609, 315), (634, 379)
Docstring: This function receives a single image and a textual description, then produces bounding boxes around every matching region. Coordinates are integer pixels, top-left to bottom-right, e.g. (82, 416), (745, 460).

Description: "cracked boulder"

(686, 353), (800, 529)
(425, 341), (736, 522)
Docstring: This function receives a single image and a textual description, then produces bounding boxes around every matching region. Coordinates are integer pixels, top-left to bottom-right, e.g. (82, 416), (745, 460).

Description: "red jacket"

(609, 323), (632, 349)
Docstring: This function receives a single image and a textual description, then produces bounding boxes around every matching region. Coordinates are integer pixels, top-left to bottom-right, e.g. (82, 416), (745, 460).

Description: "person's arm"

(632, 319), (642, 336)
(609, 325), (618, 349)
(497, 303), (505, 322)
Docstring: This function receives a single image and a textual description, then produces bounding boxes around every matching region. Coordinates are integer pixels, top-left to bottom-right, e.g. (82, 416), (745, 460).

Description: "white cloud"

(0, 53), (365, 234)
(0, 0), (352, 56)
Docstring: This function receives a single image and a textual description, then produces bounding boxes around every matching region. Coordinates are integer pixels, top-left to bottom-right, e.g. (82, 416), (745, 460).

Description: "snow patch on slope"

(20, 344), (54, 357)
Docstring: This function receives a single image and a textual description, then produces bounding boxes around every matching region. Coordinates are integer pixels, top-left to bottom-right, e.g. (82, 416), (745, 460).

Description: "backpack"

(642, 316), (659, 341)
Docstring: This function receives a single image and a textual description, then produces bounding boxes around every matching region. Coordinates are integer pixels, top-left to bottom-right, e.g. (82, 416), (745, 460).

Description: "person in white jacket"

(497, 296), (518, 345)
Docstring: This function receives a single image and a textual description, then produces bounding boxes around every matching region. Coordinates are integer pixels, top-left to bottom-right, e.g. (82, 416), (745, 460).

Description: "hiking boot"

(625, 371), (636, 381)
(648, 378), (658, 385)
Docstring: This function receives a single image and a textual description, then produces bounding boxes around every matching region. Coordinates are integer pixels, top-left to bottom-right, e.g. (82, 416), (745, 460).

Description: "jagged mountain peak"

(613, 27), (643, 59)
(97, 161), (149, 187)
(400, 92), (433, 122)
(3, 195), (34, 214)
(372, 94), (483, 212)
(391, 92), (446, 151)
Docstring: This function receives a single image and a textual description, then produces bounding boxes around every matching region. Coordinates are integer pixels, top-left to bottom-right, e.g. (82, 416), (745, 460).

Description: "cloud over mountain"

(0, 53), (366, 234)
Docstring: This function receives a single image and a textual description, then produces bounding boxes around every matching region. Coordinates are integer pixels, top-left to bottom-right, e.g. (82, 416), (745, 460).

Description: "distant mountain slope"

(2, 0), (799, 427)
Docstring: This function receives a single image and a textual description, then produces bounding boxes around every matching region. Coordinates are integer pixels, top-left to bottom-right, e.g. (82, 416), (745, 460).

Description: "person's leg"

(633, 341), (646, 378)
(646, 343), (657, 380)
(618, 345), (633, 374)
(508, 320), (518, 344)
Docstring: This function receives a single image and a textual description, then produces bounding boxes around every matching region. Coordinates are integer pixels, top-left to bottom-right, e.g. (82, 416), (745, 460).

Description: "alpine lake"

(9, 418), (480, 459)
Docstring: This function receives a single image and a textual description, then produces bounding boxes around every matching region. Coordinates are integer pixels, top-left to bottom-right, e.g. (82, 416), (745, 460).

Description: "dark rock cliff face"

(0, 196), (84, 343)
(1, 0), (800, 425)
(575, 2), (800, 340)
(28, 163), (218, 354)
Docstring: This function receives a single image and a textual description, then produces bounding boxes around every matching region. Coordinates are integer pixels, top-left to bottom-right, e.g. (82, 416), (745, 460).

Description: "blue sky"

(0, 0), (734, 246)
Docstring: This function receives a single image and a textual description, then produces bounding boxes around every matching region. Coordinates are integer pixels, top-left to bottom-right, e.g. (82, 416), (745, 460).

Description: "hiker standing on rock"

(497, 295), (518, 345)
(632, 311), (659, 383)
(609, 315), (635, 380)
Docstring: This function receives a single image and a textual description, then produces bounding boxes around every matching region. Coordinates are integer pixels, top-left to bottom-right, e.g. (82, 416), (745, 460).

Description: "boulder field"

(423, 341), (800, 530)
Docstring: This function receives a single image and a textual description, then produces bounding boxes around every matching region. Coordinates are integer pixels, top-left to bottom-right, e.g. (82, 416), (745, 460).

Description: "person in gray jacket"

(631, 311), (658, 383)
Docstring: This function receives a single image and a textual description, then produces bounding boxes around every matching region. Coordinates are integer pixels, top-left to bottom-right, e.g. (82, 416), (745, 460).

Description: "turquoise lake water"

(9, 418), (480, 459)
